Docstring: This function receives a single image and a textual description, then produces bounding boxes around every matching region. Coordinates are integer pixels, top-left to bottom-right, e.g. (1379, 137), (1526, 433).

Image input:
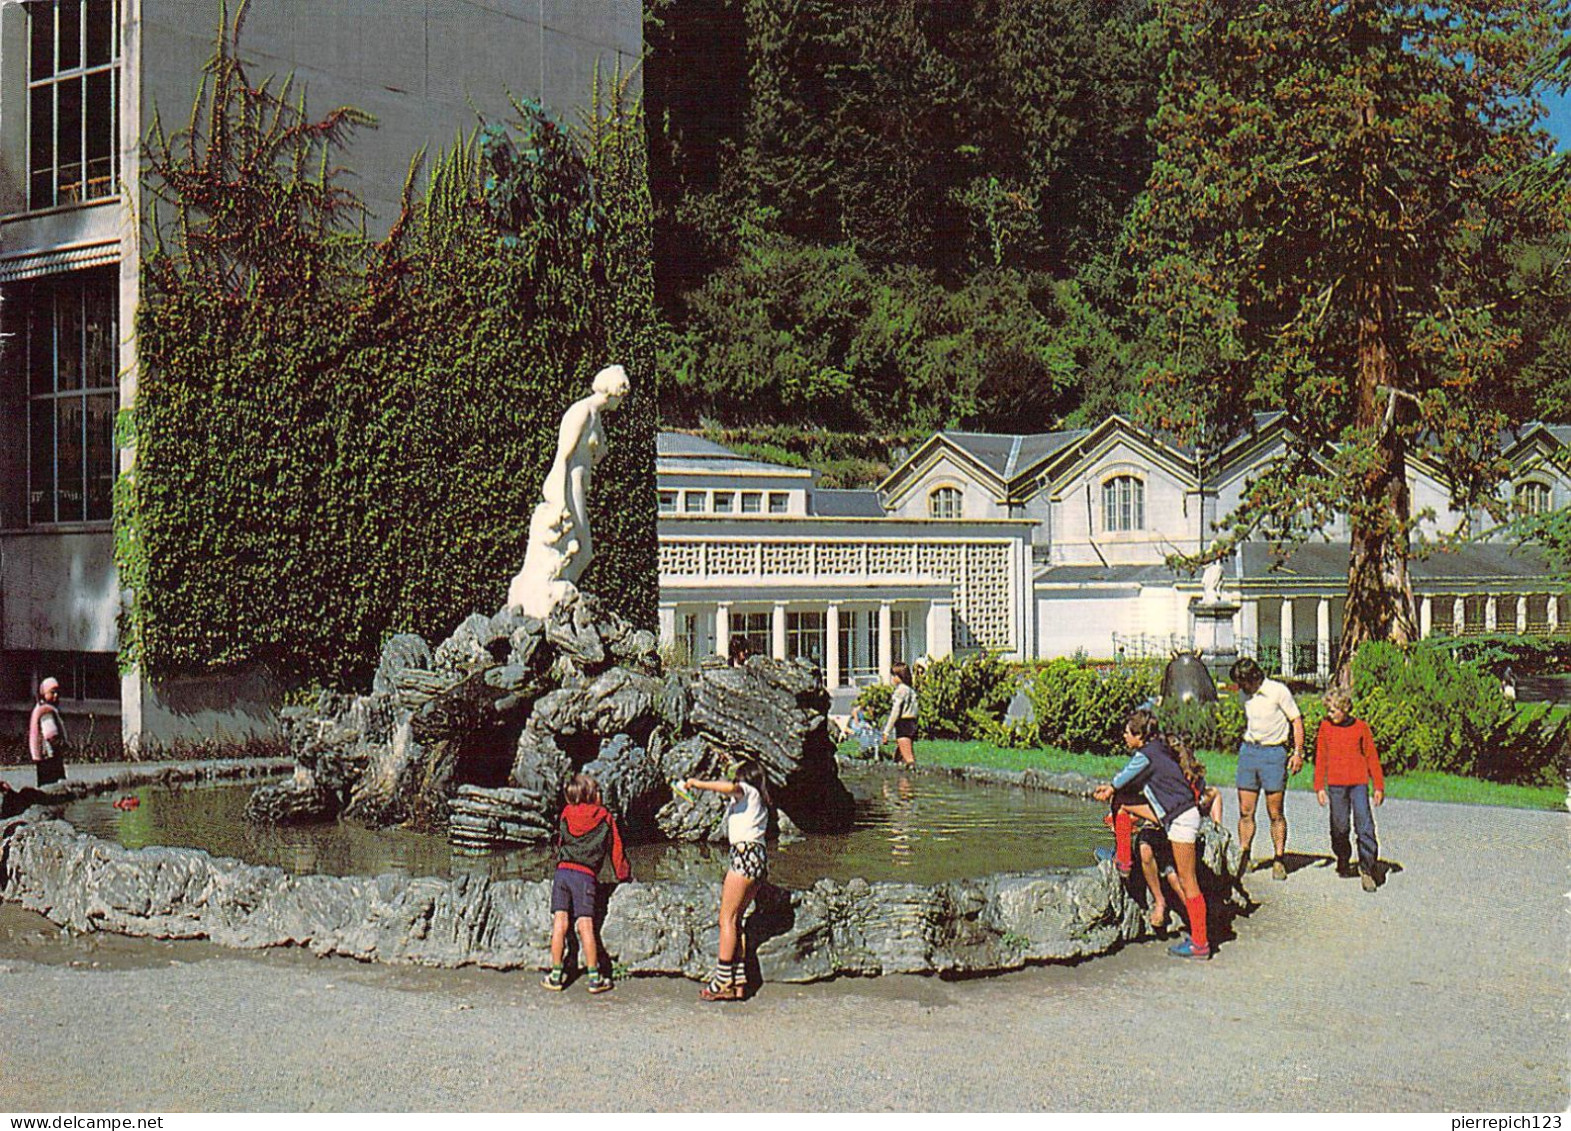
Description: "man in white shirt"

(1229, 657), (1304, 881)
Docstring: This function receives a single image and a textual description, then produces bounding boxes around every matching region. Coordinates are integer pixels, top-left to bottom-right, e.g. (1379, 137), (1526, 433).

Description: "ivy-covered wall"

(121, 32), (658, 690)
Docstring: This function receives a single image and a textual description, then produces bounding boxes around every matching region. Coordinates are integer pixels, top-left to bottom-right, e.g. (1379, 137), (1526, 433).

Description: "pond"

(62, 763), (1107, 889)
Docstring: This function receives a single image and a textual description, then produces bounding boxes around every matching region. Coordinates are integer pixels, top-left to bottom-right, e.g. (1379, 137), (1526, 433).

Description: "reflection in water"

(65, 765), (1107, 889)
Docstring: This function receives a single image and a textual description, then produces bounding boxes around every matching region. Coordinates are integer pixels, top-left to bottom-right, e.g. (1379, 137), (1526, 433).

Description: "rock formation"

(247, 591), (856, 849)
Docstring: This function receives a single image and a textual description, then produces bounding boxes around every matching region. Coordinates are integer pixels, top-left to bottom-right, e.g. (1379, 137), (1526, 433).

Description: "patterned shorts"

(729, 841), (768, 881)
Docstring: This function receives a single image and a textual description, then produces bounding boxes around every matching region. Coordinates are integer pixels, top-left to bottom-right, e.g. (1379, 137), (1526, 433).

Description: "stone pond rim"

(0, 758), (1245, 983)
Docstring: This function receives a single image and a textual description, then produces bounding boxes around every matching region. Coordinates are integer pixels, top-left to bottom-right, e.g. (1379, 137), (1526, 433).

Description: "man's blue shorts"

(551, 866), (598, 921)
(1236, 741), (1289, 794)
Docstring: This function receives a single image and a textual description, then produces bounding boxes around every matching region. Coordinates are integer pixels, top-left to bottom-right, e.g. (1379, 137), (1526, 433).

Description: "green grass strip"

(839, 738), (1567, 812)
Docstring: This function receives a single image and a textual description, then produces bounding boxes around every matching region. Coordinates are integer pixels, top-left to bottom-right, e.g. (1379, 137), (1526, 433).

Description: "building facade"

(658, 419), (1571, 686)
(0, 0), (641, 750)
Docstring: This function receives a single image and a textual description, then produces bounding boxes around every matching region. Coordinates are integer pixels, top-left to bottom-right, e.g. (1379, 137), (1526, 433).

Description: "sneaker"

(585, 971), (613, 994)
(1167, 939), (1211, 961)
(1271, 859), (1288, 881)
(1093, 846), (1132, 875)
(540, 967), (566, 992)
(1335, 861), (1357, 879)
(1360, 868), (1378, 893)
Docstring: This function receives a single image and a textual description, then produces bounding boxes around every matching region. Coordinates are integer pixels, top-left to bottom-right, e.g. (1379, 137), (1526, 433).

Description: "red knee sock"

(1113, 809), (1134, 871)
(1184, 893), (1209, 950)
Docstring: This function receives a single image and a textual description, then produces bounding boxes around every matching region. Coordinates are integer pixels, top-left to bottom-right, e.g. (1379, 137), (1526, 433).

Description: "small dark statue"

(1161, 651), (1218, 705)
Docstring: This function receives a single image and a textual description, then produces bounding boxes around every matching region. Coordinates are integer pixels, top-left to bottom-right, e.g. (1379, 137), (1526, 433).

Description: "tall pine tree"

(1127, 0), (1568, 680)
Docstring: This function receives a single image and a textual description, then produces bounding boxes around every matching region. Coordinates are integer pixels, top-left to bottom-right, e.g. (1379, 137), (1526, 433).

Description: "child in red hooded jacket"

(542, 773), (632, 994)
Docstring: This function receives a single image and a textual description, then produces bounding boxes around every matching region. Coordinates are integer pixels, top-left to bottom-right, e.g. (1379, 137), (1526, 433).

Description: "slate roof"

(811, 489), (886, 518)
(940, 429), (1088, 482)
(1240, 541), (1552, 582)
(656, 432), (809, 476)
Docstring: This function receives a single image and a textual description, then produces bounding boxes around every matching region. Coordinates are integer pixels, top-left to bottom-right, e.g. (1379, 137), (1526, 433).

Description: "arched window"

(929, 486), (962, 519)
(1102, 476), (1145, 532)
(1515, 480), (1552, 516)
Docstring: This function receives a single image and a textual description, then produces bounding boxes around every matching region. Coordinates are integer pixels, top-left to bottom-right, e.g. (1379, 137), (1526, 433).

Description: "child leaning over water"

(1313, 688), (1384, 892)
(542, 773), (632, 994)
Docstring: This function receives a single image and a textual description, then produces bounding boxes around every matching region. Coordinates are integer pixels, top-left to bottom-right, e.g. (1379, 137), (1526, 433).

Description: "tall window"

(890, 609), (910, 664)
(24, 268), (118, 524)
(929, 486), (962, 519)
(1101, 476), (1144, 532)
(786, 611), (825, 666)
(736, 612), (771, 658)
(29, 0), (121, 209)
(1515, 480), (1552, 516)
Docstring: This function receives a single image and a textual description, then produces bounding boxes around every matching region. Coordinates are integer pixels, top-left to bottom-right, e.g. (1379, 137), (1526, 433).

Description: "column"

(927, 598), (954, 660)
(1485, 596), (1498, 632)
(1550, 595), (1560, 634)
(1419, 596), (1433, 639)
(1516, 595), (1528, 634)
(772, 601), (788, 661)
(878, 600), (894, 682)
(657, 603), (677, 650)
(826, 603), (841, 689)
(715, 602), (730, 663)
(1316, 597), (1331, 680)
(1453, 596), (1465, 637)
(1279, 598), (1294, 677)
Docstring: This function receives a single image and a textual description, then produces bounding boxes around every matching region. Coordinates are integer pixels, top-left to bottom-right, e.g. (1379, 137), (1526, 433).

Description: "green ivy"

(121, 13), (659, 689)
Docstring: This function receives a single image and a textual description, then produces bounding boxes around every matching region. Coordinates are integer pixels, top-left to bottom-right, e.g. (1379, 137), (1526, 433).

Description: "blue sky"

(1544, 91), (1571, 149)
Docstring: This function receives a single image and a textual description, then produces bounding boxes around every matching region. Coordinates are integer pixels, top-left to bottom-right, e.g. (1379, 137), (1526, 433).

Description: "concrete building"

(0, 0), (640, 751)
(658, 418), (1571, 685)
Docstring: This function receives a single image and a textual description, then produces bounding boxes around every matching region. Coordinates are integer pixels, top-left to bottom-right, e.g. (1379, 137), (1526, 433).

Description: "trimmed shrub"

(852, 652), (1015, 741)
(1016, 658), (1160, 754)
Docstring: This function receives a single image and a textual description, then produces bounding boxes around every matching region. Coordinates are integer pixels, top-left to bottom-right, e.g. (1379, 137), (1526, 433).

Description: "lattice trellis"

(761, 542), (813, 576)
(867, 542), (914, 576)
(916, 542), (961, 578)
(816, 542), (864, 576)
(659, 541), (704, 577)
(707, 541), (760, 576)
(955, 543), (1012, 650)
(658, 535), (1018, 653)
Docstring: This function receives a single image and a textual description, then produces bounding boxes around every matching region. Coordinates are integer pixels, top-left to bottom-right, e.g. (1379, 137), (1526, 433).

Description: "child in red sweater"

(542, 773), (633, 993)
(1313, 689), (1385, 892)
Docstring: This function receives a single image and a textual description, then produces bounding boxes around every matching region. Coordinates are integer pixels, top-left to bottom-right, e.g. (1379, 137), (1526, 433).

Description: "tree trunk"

(1334, 270), (1418, 686)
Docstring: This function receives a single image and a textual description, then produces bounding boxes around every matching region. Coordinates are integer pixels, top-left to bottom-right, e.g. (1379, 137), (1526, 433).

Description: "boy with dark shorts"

(542, 773), (632, 994)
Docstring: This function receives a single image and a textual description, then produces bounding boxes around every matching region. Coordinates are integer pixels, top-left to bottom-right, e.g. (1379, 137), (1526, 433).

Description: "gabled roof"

(940, 429), (1089, 482)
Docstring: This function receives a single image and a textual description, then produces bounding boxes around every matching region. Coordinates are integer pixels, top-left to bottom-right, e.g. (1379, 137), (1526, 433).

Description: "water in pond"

(63, 765), (1107, 888)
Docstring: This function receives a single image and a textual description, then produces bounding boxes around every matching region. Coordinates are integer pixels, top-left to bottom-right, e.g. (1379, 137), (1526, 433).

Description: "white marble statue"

(506, 365), (630, 618)
(1200, 559), (1225, 605)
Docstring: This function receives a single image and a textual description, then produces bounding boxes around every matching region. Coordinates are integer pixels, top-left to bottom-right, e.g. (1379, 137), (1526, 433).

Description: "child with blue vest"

(1094, 709), (1213, 960)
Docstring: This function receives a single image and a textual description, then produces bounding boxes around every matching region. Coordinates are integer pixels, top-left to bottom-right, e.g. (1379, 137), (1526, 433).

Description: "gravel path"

(1, 785), (1565, 1112)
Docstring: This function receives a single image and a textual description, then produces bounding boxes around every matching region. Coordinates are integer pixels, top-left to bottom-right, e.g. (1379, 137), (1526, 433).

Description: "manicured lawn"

(840, 738), (1568, 812)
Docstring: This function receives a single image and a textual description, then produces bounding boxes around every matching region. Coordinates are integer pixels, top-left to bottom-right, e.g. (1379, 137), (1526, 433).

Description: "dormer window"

(768, 492), (789, 514)
(741, 492), (762, 514)
(713, 491), (735, 513)
(1516, 480), (1552, 516)
(683, 490), (707, 513)
(929, 486), (962, 519)
(1102, 475), (1144, 532)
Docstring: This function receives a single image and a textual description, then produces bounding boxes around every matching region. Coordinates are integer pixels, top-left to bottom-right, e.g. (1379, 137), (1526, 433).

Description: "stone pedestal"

(1190, 600), (1242, 679)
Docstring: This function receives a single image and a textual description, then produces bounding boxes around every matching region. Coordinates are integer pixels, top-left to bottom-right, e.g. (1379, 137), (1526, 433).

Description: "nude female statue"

(507, 365), (630, 617)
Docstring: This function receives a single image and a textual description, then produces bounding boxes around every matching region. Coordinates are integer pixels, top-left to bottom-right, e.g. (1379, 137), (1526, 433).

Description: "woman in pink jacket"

(28, 677), (67, 787)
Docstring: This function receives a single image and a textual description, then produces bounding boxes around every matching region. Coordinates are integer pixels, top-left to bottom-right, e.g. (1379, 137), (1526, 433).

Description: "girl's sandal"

(699, 983), (745, 1002)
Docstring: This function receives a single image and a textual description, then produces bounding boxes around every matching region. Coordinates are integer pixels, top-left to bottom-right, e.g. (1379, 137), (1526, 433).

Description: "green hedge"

(125, 25), (658, 688)
(853, 652), (1016, 741)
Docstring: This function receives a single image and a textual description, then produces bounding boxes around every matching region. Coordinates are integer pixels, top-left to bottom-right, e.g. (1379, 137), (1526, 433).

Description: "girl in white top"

(881, 662), (918, 766)
(683, 761), (772, 1001)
